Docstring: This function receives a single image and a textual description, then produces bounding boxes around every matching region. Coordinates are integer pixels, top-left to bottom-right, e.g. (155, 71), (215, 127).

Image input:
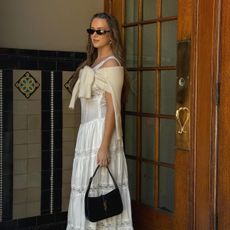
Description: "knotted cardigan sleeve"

(69, 66), (124, 140)
(94, 67), (124, 140)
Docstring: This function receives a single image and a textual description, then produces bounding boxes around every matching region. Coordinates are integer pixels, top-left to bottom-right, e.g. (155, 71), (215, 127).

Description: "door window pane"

(161, 21), (177, 66)
(141, 162), (154, 207)
(162, 0), (178, 17)
(123, 0), (178, 215)
(142, 117), (155, 160)
(142, 71), (156, 113)
(125, 115), (136, 156)
(125, 26), (138, 68)
(127, 159), (136, 200)
(143, 0), (157, 20)
(125, 0), (138, 23)
(160, 70), (176, 115)
(158, 166), (175, 212)
(142, 24), (157, 67)
(159, 118), (176, 164)
(126, 71), (137, 112)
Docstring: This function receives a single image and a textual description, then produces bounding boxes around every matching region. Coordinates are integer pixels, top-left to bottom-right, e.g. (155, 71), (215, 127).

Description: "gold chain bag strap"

(84, 165), (123, 222)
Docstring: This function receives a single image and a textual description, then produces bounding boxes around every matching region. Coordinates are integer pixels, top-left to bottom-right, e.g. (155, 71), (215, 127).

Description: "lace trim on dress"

(67, 219), (133, 230)
(71, 182), (129, 195)
(74, 145), (124, 157)
(96, 220), (133, 228)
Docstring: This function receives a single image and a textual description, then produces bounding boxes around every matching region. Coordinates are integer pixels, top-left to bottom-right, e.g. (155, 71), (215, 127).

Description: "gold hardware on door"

(176, 107), (190, 134)
(176, 41), (191, 104)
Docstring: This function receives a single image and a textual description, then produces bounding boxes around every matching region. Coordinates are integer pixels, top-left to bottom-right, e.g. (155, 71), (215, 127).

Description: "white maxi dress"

(66, 56), (133, 230)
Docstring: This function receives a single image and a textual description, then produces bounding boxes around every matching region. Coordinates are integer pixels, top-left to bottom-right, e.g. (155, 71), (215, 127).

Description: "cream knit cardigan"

(69, 65), (124, 140)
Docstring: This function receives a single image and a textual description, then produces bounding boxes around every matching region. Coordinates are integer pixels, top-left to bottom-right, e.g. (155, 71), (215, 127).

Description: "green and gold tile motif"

(15, 72), (40, 98)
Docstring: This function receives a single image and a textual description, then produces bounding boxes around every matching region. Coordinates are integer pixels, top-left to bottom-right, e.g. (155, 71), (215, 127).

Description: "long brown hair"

(70, 12), (129, 106)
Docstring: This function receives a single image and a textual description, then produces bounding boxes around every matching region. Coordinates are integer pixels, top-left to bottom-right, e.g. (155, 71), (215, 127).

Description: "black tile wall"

(2, 70), (13, 221)
(40, 66), (65, 223)
(0, 48), (85, 229)
(53, 71), (62, 214)
(0, 213), (67, 230)
(0, 48), (86, 71)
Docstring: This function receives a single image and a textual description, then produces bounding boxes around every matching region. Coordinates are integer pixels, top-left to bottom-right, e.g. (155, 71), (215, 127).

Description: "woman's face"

(90, 18), (111, 49)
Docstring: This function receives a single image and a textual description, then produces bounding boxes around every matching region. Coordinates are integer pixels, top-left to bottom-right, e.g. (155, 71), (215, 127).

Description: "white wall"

(0, 0), (104, 52)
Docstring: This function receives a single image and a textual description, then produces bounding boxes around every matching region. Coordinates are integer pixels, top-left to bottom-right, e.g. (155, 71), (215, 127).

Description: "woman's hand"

(97, 146), (110, 167)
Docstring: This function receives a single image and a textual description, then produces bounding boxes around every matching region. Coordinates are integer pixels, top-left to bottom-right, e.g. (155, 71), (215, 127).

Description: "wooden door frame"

(217, 0), (230, 229)
(104, 0), (222, 229)
(192, 0), (221, 229)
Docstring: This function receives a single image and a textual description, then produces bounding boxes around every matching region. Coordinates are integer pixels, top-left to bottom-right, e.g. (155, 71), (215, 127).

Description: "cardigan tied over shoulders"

(69, 65), (124, 140)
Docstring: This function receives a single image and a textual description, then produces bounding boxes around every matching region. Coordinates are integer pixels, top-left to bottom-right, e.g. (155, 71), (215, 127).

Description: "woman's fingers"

(98, 156), (110, 167)
(97, 149), (110, 166)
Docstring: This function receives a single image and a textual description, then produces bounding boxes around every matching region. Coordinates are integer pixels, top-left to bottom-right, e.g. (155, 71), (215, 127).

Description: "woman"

(66, 12), (133, 229)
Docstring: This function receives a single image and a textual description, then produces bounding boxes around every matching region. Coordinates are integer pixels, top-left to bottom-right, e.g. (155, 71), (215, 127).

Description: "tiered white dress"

(66, 57), (133, 230)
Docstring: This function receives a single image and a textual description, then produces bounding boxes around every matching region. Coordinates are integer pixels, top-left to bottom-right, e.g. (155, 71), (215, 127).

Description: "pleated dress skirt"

(66, 92), (133, 230)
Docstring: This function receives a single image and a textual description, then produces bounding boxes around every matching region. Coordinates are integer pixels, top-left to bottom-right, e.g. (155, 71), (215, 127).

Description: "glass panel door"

(124, 0), (177, 214)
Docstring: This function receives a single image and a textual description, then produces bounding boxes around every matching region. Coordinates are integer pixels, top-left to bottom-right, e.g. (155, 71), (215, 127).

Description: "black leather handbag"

(85, 165), (123, 222)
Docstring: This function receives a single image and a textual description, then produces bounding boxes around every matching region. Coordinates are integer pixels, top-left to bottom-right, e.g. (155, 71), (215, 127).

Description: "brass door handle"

(176, 107), (190, 134)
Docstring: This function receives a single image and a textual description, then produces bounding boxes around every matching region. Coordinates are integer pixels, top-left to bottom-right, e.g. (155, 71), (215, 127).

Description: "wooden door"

(217, 0), (230, 229)
(105, 1), (193, 229)
(106, 0), (230, 230)
(105, 0), (224, 229)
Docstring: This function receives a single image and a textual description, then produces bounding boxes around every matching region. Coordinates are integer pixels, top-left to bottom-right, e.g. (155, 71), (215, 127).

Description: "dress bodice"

(80, 56), (120, 124)
(80, 94), (106, 124)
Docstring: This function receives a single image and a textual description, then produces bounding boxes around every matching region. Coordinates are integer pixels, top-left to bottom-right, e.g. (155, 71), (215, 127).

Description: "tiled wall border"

(50, 71), (54, 214)
(2, 70), (13, 221)
(41, 71), (62, 215)
(0, 48), (85, 229)
(0, 48), (86, 71)
(0, 70), (2, 221)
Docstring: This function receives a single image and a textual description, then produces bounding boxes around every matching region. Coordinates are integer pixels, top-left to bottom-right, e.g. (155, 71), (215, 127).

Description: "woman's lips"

(92, 39), (99, 43)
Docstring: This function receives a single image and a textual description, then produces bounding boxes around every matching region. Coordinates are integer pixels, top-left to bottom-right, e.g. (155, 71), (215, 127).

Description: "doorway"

(123, 0), (190, 230)
(123, 1), (178, 230)
(104, 0), (226, 229)
(106, 0), (192, 229)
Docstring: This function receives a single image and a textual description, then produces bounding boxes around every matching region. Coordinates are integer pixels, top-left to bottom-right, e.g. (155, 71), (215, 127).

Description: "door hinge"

(216, 82), (220, 106)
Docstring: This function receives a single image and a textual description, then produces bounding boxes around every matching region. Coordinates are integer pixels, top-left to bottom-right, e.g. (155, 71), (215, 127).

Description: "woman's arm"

(97, 58), (121, 167)
(97, 92), (115, 167)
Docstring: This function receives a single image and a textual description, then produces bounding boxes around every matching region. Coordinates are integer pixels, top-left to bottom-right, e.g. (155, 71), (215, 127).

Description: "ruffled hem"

(67, 118), (133, 229)
(66, 221), (133, 230)
(66, 224), (133, 230)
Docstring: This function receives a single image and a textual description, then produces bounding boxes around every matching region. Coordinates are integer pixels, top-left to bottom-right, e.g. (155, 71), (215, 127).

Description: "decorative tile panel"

(64, 74), (74, 94)
(62, 71), (78, 211)
(0, 48), (86, 229)
(50, 71), (54, 214)
(15, 72), (40, 99)
(41, 71), (63, 215)
(13, 70), (41, 219)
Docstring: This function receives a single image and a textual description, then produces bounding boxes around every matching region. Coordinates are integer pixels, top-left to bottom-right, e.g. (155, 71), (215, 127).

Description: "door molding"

(191, 0), (221, 229)
(217, 0), (230, 228)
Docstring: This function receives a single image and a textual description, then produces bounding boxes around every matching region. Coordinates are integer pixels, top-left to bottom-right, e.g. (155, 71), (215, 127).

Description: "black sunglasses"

(86, 28), (110, 35)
